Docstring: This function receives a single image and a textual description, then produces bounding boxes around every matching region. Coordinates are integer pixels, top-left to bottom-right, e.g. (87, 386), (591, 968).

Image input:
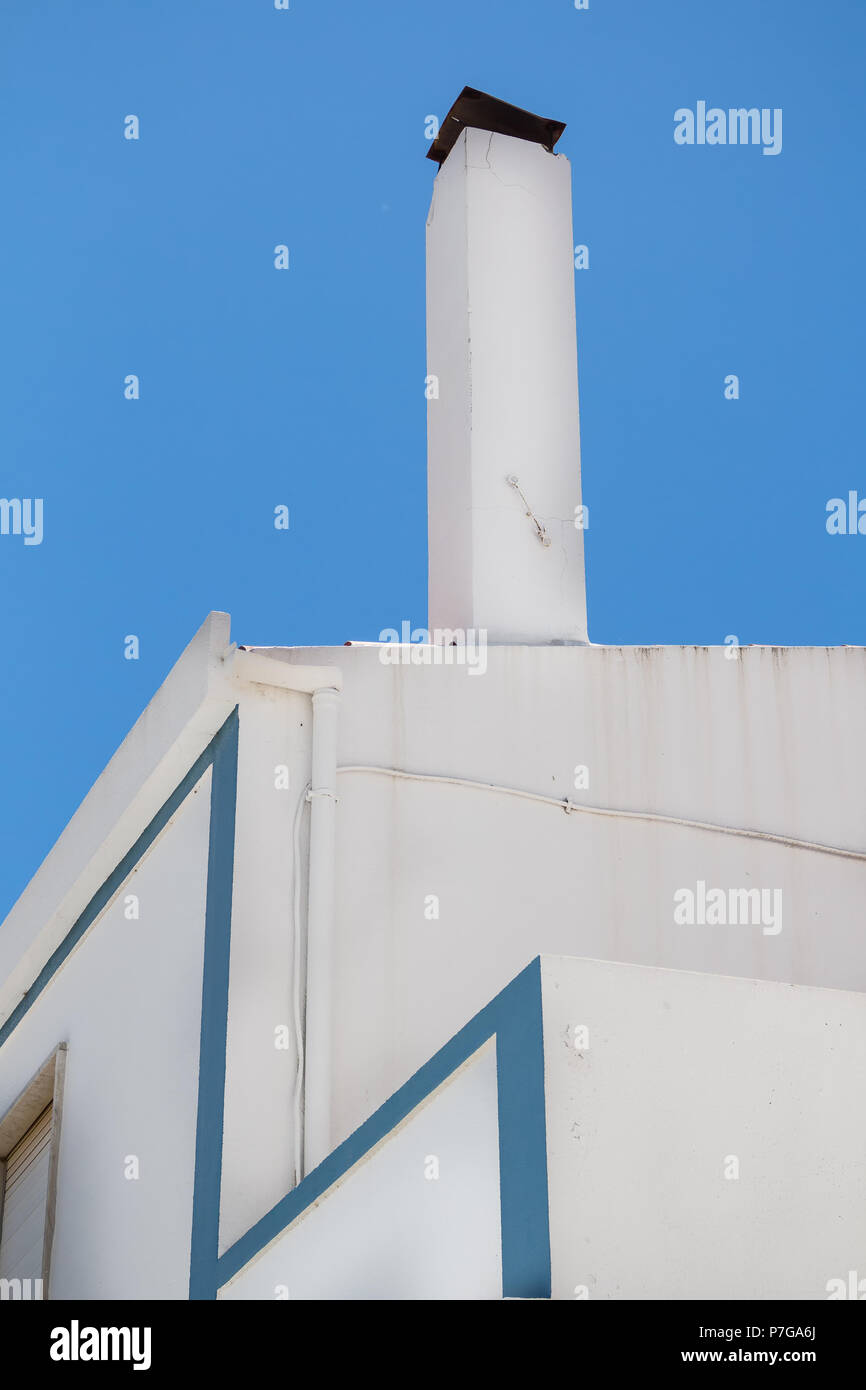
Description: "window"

(0, 1045), (66, 1300)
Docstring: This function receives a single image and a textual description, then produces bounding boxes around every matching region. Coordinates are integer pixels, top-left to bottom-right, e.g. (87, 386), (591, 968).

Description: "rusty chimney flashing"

(426, 86), (566, 167)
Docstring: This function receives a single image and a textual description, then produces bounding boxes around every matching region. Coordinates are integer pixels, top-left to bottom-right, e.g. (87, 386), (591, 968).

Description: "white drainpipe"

(302, 686), (340, 1174)
(229, 648), (341, 1178)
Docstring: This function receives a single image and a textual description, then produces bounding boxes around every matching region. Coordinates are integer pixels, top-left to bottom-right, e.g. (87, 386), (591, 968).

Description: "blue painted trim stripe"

(189, 707), (239, 1299)
(216, 955), (551, 1300)
(495, 959), (551, 1298)
(0, 713), (238, 1055)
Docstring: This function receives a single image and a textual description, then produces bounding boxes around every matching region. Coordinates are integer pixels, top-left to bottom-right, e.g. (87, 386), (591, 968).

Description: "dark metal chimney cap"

(426, 87), (566, 167)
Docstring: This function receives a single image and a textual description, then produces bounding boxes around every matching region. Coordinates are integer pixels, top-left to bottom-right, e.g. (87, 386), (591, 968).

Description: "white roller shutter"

(0, 1103), (53, 1282)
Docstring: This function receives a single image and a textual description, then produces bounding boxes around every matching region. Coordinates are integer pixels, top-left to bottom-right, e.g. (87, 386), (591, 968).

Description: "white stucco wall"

(219, 1042), (501, 1300)
(541, 954), (866, 1299)
(254, 642), (866, 1152)
(0, 773), (212, 1299)
(3, 620), (865, 1299)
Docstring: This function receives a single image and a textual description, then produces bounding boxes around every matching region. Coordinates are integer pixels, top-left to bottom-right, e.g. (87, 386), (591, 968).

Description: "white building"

(1, 89), (864, 1302)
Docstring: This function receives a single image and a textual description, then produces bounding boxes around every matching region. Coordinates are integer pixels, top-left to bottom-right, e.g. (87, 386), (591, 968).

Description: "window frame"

(0, 1043), (67, 1297)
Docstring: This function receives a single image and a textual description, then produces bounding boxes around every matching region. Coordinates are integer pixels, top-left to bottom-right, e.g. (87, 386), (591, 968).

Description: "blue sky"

(1, 0), (864, 916)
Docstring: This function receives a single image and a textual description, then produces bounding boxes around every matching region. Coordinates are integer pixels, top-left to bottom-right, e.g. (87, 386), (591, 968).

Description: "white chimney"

(426, 89), (588, 645)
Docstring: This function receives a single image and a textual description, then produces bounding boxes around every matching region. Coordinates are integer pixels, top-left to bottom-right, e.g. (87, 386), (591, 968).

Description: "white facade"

(0, 763), (212, 1298)
(219, 1043), (502, 1302)
(542, 955), (866, 1300)
(1, 617), (863, 1299)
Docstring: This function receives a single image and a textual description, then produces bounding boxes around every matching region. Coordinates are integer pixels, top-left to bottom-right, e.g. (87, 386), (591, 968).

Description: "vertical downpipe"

(303, 685), (340, 1174)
